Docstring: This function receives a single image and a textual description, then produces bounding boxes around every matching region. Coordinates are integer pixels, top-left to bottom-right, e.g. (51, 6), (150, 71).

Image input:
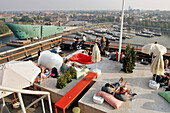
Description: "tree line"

(96, 16), (170, 29)
(12, 15), (51, 23)
(0, 20), (9, 34)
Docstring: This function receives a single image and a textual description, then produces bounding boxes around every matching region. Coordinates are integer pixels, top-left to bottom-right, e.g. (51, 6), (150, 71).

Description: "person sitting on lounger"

(35, 68), (50, 83)
(112, 77), (124, 90)
(165, 79), (170, 91)
(51, 67), (59, 78)
(61, 59), (69, 73)
(153, 74), (169, 84)
(44, 68), (51, 77)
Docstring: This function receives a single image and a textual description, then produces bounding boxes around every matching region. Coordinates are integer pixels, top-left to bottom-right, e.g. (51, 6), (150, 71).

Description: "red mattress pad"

(69, 53), (93, 64)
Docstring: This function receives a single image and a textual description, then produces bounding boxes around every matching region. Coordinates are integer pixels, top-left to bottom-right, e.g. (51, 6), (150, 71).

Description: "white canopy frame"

(0, 86), (53, 113)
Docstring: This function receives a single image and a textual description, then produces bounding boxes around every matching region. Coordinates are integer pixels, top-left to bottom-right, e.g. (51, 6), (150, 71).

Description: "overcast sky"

(1, 0), (170, 11)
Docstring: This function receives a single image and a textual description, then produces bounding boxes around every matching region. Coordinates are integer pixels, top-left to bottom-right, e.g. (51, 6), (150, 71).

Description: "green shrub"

(0, 25), (9, 34)
(123, 45), (136, 73)
(131, 47), (136, 68)
(68, 67), (77, 79)
(56, 75), (67, 89)
(64, 71), (72, 83)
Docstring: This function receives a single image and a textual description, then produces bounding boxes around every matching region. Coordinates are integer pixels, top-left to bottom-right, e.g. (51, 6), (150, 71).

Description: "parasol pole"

(118, 0), (125, 62)
(13, 93), (17, 102)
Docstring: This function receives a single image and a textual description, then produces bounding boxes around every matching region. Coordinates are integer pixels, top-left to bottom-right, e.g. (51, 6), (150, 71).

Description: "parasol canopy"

(142, 43), (167, 56)
(91, 43), (102, 75)
(0, 60), (41, 89)
(142, 43), (167, 75)
(92, 43), (101, 63)
(151, 51), (165, 75)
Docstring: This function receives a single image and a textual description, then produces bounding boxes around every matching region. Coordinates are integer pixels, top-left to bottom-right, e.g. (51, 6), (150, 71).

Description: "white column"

(48, 94), (53, 113)
(118, 0), (125, 62)
(41, 99), (45, 113)
(18, 93), (26, 113)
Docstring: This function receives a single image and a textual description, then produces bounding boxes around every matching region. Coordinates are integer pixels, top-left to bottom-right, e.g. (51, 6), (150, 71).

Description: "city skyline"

(1, 0), (170, 11)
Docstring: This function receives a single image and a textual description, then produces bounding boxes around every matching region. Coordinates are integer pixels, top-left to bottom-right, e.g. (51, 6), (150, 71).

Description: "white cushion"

(149, 80), (157, 84)
(93, 94), (104, 104)
(149, 80), (160, 90)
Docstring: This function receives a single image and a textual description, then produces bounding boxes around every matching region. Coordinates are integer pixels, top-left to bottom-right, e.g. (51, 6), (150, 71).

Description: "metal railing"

(0, 36), (62, 64)
(0, 86), (53, 113)
(63, 38), (170, 55)
(0, 36), (170, 64)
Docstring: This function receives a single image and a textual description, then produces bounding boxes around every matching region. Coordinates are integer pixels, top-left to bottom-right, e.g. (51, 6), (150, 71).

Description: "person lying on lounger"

(101, 77), (123, 94)
(114, 86), (137, 101)
(71, 63), (87, 72)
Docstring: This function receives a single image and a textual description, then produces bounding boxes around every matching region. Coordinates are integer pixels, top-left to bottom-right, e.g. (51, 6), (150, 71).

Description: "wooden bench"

(54, 72), (97, 113)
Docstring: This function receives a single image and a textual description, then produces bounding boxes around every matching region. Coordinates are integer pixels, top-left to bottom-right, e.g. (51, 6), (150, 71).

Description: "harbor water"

(0, 31), (170, 51)
(0, 34), (17, 44)
(122, 31), (170, 48)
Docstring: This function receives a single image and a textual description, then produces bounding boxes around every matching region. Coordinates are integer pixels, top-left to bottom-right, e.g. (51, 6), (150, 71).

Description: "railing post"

(18, 92), (26, 113)
(41, 98), (45, 113)
(50, 41), (53, 48)
(40, 43), (43, 51)
(24, 47), (28, 57)
(7, 57), (10, 62)
(48, 94), (53, 113)
(0, 41), (2, 48)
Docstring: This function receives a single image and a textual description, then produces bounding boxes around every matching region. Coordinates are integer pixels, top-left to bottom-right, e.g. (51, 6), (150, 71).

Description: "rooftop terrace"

(78, 57), (170, 113)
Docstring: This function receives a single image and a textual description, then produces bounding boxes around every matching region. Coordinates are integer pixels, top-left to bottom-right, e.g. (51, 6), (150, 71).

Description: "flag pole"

(118, 0), (125, 62)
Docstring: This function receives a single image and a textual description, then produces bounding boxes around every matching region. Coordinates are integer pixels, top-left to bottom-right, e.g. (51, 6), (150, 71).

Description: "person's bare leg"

(124, 81), (128, 88)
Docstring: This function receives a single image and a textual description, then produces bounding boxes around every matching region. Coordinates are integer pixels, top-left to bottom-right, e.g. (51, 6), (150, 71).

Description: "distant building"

(0, 14), (15, 22)
(36, 20), (44, 23)
(50, 16), (69, 24)
(57, 16), (69, 24)
(5, 18), (13, 23)
(66, 21), (87, 26)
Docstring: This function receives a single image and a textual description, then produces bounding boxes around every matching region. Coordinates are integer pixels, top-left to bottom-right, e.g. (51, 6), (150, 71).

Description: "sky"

(0, 0), (170, 11)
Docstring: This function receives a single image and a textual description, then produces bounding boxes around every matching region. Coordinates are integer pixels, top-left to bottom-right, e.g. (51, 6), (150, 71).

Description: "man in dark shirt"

(74, 36), (79, 50)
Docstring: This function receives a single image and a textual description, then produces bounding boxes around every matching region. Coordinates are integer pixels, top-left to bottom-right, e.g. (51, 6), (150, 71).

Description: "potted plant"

(68, 67), (77, 79)
(64, 71), (72, 83)
(122, 44), (136, 73)
(56, 75), (67, 89)
(131, 47), (136, 69)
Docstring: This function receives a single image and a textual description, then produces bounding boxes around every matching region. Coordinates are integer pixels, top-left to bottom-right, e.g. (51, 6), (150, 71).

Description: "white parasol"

(142, 43), (167, 56)
(151, 51), (165, 75)
(142, 43), (167, 75)
(91, 43), (101, 75)
(0, 60), (41, 89)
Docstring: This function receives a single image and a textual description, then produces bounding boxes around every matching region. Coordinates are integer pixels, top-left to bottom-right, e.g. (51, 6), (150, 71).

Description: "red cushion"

(96, 91), (124, 109)
(69, 53), (94, 64)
